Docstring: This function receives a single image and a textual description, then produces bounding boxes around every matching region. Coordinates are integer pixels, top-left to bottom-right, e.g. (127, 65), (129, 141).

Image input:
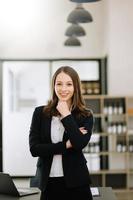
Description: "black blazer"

(29, 106), (94, 191)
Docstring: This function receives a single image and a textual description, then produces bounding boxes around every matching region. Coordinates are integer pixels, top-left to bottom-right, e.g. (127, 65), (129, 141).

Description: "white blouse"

(49, 116), (64, 177)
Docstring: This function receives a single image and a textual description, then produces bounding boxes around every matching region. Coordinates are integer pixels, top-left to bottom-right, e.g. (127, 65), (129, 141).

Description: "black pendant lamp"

(64, 36), (81, 46)
(70, 0), (101, 2)
(65, 23), (86, 37)
(67, 4), (93, 23)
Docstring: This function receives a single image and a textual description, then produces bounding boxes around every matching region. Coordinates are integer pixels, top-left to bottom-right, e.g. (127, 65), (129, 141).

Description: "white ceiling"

(0, 0), (106, 59)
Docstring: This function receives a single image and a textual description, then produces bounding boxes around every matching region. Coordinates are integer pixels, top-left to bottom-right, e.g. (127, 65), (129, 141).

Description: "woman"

(29, 66), (94, 200)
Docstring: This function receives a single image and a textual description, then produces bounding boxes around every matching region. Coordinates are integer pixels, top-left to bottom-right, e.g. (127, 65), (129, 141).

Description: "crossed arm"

(66, 126), (88, 148)
(29, 107), (93, 157)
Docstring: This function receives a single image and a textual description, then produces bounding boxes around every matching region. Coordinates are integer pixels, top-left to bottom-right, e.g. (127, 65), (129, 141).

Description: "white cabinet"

(51, 60), (99, 81)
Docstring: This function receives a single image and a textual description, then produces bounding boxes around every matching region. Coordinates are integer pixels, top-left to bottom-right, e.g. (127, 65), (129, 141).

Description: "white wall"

(0, 1), (133, 96)
(0, 0), (106, 59)
(107, 0), (133, 95)
(0, 63), (2, 115)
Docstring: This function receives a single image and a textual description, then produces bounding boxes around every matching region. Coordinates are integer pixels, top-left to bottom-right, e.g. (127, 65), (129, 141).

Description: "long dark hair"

(44, 66), (90, 117)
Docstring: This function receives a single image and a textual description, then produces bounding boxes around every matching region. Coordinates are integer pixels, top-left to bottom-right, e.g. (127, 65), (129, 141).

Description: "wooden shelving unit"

(83, 95), (133, 191)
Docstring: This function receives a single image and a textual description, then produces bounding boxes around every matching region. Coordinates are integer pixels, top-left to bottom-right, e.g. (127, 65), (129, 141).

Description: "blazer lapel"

(42, 114), (52, 142)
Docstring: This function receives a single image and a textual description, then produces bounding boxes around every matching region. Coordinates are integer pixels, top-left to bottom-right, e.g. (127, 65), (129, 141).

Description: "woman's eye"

(56, 83), (73, 86)
(56, 83), (62, 86)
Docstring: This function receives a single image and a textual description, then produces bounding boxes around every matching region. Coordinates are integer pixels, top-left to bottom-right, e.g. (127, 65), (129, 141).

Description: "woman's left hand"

(79, 127), (88, 135)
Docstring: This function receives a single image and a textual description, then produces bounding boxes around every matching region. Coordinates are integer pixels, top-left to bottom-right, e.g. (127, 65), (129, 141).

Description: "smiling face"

(54, 72), (74, 106)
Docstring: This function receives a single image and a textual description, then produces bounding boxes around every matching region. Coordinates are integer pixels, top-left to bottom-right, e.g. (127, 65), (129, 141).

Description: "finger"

(79, 127), (88, 134)
(79, 127), (85, 130)
(79, 128), (87, 132)
(80, 130), (88, 134)
(82, 130), (87, 133)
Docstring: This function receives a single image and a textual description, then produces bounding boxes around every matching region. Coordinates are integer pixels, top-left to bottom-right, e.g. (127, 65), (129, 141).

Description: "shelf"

(128, 170), (133, 174)
(93, 132), (127, 136)
(106, 173), (126, 188)
(83, 95), (133, 190)
(128, 152), (133, 155)
(84, 152), (128, 155)
(103, 114), (126, 117)
(93, 113), (102, 117)
(83, 95), (102, 99)
(84, 95), (126, 99)
(128, 131), (133, 135)
(127, 113), (133, 117)
(90, 169), (127, 174)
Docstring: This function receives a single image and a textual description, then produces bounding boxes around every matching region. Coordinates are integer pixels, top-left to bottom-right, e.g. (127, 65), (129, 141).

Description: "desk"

(93, 187), (117, 200)
(0, 187), (116, 200)
(0, 193), (41, 200)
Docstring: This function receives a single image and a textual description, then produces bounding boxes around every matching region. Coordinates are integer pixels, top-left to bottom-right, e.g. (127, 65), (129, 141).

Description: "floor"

(13, 178), (133, 200)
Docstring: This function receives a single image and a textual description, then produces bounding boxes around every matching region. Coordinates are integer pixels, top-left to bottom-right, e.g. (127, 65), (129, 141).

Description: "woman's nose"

(61, 85), (67, 91)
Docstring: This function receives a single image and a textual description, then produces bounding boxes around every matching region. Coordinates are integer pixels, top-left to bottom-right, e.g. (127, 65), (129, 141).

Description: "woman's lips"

(60, 94), (68, 97)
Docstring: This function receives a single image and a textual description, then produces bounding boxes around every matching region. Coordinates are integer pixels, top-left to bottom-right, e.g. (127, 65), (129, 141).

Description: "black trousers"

(40, 177), (93, 200)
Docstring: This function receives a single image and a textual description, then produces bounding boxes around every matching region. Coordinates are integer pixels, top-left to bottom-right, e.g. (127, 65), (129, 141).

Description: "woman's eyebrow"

(67, 81), (73, 83)
(56, 80), (73, 83)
